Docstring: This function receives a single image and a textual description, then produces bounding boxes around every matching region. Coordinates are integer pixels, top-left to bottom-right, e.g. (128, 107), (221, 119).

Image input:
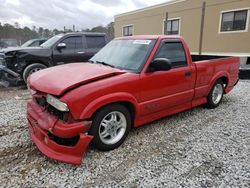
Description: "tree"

(14, 22), (20, 29)
(106, 22), (114, 41)
(38, 27), (44, 38)
(43, 29), (51, 38)
(91, 25), (107, 33)
(0, 22), (115, 45)
(53, 29), (62, 35)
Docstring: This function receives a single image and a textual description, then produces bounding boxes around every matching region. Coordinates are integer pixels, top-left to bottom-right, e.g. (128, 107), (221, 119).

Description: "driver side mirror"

(57, 43), (66, 49)
(148, 58), (172, 72)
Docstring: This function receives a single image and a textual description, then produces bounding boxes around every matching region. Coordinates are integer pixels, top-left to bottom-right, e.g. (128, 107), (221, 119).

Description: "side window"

(75, 36), (83, 50)
(29, 41), (40, 47)
(86, 36), (105, 48)
(155, 41), (187, 68)
(39, 40), (46, 45)
(60, 37), (76, 50)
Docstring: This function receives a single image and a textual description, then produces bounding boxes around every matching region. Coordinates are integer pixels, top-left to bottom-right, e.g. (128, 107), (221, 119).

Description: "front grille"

(35, 97), (67, 121)
(36, 97), (47, 107)
(48, 133), (80, 146)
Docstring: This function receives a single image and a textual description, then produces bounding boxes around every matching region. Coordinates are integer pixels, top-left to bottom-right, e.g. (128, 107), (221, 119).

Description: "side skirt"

(134, 102), (191, 127)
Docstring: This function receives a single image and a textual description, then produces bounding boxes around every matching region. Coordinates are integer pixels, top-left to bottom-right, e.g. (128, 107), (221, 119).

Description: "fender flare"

(207, 71), (229, 94)
(80, 92), (139, 119)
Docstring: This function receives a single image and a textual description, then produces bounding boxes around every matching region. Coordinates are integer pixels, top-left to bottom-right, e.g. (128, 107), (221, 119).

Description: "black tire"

(89, 104), (131, 151)
(206, 79), (224, 109)
(23, 63), (47, 83)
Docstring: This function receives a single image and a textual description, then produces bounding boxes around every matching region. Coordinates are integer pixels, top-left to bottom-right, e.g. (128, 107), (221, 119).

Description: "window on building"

(123, 25), (133, 36)
(220, 10), (248, 32)
(166, 19), (180, 35)
(154, 41), (187, 68)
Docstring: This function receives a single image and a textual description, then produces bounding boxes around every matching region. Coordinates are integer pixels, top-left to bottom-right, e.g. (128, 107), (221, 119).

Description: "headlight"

(46, 94), (69, 112)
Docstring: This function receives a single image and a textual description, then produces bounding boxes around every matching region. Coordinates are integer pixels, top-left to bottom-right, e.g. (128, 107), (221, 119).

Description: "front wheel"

(89, 104), (131, 151)
(206, 79), (224, 108)
(23, 63), (47, 83)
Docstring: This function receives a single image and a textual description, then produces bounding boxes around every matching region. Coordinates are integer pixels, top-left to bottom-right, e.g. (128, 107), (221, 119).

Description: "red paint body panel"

(193, 57), (239, 99)
(27, 35), (240, 165)
(29, 63), (125, 96)
(27, 99), (93, 165)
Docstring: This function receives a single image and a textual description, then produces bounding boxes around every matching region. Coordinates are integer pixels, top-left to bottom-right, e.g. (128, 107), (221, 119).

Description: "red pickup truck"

(27, 35), (239, 165)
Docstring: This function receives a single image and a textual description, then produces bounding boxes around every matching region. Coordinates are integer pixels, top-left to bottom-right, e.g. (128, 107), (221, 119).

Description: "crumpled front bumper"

(0, 65), (22, 87)
(27, 99), (93, 165)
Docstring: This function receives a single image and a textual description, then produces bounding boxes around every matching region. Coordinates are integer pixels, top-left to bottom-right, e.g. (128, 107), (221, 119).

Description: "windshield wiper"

(88, 60), (95, 63)
(96, 61), (115, 68)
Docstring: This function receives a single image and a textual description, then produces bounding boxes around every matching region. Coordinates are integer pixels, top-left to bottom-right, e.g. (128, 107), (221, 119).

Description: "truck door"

(139, 39), (195, 115)
(74, 36), (87, 62)
(53, 36), (83, 65)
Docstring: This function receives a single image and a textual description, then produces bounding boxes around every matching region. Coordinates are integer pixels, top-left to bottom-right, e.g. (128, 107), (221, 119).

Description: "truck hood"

(0, 46), (43, 53)
(4, 47), (51, 57)
(29, 63), (126, 96)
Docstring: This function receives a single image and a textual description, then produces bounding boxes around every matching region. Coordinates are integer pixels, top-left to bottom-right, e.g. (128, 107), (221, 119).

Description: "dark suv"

(0, 32), (107, 86)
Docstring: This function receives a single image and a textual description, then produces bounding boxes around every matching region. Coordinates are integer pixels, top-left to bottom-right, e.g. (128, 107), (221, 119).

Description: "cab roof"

(116, 35), (184, 40)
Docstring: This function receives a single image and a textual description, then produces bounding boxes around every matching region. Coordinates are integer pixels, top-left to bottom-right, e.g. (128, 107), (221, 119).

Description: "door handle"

(77, 51), (85, 54)
(184, 71), (192, 77)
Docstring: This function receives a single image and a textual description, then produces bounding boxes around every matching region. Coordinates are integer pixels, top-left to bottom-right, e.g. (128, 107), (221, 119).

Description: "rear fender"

(207, 71), (229, 94)
(80, 92), (139, 120)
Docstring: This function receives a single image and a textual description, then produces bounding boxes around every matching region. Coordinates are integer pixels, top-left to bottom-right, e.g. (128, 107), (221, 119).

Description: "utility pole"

(164, 12), (168, 35)
(73, 25), (75, 32)
(199, 1), (206, 55)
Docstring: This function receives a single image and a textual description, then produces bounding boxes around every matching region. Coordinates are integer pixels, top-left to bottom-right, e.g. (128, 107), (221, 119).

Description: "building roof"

(115, 0), (186, 18)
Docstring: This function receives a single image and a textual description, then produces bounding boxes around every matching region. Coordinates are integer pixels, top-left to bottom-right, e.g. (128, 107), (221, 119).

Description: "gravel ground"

(0, 81), (249, 188)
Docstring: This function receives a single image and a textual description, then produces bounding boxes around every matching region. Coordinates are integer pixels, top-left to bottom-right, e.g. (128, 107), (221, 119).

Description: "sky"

(0, 0), (170, 30)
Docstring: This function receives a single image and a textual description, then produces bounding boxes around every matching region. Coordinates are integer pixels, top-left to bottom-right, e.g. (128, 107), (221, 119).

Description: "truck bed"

(191, 55), (228, 62)
(193, 56), (239, 99)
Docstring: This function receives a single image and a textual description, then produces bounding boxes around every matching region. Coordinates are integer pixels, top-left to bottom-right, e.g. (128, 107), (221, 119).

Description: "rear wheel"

(23, 63), (47, 83)
(89, 104), (131, 151)
(206, 79), (224, 108)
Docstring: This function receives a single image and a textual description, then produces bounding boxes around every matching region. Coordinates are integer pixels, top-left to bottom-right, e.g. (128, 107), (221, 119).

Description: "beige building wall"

(203, 0), (250, 55)
(114, 0), (250, 56)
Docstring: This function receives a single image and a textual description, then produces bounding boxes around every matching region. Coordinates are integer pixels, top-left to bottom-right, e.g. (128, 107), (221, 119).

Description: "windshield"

(90, 39), (156, 72)
(21, 40), (35, 47)
(41, 34), (63, 48)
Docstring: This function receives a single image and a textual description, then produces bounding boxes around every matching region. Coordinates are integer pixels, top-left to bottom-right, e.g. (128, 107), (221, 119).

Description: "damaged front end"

(27, 92), (93, 165)
(0, 52), (22, 87)
(0, 65), (22, 87)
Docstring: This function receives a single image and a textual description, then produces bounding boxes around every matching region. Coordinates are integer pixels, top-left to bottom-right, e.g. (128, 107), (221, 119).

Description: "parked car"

(0, 32), (107, 86)
(21, 39), (47, 47)
(0, 39), (19, 48)
(0, 41), (9, 49)
(27, 35), (239, 165)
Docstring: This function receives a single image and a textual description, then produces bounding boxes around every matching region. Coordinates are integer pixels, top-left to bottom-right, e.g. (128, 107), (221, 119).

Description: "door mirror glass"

(148, 58), (172, 72)
(57, 43), (66, 49)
